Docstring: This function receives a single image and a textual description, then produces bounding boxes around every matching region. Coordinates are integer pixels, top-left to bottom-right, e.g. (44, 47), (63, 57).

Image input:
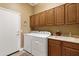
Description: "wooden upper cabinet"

(39, 12), (46, 26)
(54, 5), (65, 25)
(34, 14), (40, 27)
(77, 3), (79, 23)
(30, 3), (79, 29)
(30, 14), (40, 27)
(46, 8), (55, 26)
(30, 15), (35, 28)
(65, 3), (77, 24)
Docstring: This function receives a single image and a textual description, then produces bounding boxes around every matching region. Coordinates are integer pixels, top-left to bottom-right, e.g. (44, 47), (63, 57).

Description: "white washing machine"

(24, 31), (51, 56)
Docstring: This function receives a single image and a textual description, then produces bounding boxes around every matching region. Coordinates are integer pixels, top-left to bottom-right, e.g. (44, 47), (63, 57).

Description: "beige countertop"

(48, 36), (79, 44)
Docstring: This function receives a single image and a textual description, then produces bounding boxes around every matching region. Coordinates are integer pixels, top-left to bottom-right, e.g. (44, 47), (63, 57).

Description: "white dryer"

(24, 31), (51, 56)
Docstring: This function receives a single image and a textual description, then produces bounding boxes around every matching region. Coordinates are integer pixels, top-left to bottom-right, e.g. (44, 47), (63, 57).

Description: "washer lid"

(24, 31), (51, 38)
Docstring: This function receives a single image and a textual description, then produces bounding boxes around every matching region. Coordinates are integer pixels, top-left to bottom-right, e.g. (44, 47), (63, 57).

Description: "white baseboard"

(19, 48), (24, 51)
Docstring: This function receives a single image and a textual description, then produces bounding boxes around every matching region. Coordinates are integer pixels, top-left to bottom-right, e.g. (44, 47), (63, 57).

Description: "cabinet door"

(77, 3), (79, 23)
(54, 5), (65, 25)
(39, 12), (46, 26)
(65, 3), (77, 24)
(46, 8), (55, 26)
(48, 44), (61, 56)
(34, 14), (40, 27)
(48, 45), (51, 56)
(62, 47), (79, 56)
(48, 39), (61, 56)
(30, 15), (35, 28)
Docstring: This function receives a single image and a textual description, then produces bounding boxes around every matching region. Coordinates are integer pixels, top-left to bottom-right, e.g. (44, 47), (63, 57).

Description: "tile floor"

(11, 51), (32, 56)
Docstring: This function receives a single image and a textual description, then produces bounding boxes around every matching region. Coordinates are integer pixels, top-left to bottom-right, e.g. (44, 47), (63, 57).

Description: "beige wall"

(0, 3), (34, 33)
(0, 3), (34, 48)
(34, 3), (64, 14)
(34, 24), (79, 36)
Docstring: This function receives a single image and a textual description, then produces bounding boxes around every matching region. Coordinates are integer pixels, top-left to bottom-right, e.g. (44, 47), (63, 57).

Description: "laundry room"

(0, 0), (79, 57)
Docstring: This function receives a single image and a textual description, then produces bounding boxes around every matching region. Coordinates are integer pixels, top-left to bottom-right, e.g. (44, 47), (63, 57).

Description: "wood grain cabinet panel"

(48, 45), (51, 56)
(30, 14), (40, 28)
(62, 47), (79, 56)
(48, 39), (61, 45)
(34, 14), (40, 27)
(62, 41), (79, 50)
(77, 3), (79, 23)
(48, 39), (79, 56)
(62, 41), (79, 56)
(65, 3), (77, 24)
(48, 39), (61, 56)
(54, 5), (65, 25)
(30, 15), (35, 28)
(48, 45), (61, 56)
(39, 12), (46, 26)
(45, 8), (55, 26)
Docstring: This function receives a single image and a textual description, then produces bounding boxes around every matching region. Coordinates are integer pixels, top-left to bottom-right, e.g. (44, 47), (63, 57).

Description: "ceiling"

(28, 3), (39, 6)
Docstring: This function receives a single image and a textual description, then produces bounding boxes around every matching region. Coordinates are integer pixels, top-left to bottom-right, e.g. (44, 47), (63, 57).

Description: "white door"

(0, 7), (21, 56)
